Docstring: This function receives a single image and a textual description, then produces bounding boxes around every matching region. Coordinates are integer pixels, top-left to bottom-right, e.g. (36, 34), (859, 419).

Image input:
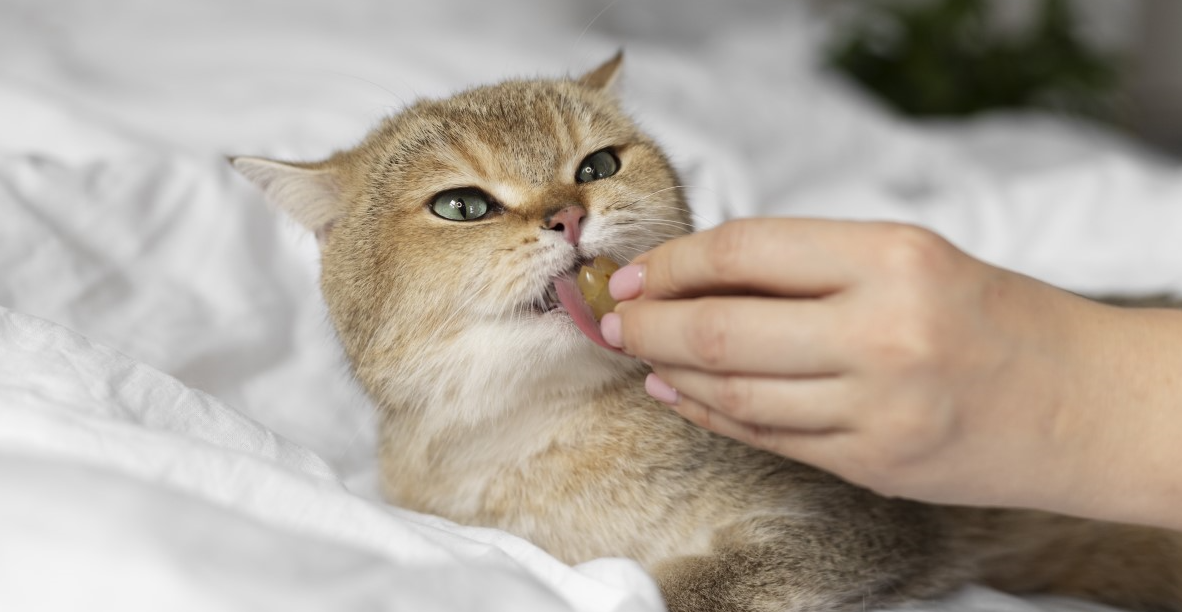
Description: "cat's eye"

(430, 188), (492, 221)
(575, 149), (620, 184)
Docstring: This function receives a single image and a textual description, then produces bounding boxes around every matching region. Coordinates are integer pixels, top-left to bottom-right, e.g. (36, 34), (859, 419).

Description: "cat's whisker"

(601, 246), (643, 266)
(373, 273), (499, 358)
(617, 216), (697, 230)
(331, 415), (374, 466)
(356, 287), (404, 366)
(626, 183), (726, 206)
(626, 184), (693, 202)
(615, 219), (697, 240)
(568, 0), (627, 67)
(304, 68), (416, 110)
(616, 184), (735, 228)
(434, 274), (500, 334)
(654, 208), (720, 231)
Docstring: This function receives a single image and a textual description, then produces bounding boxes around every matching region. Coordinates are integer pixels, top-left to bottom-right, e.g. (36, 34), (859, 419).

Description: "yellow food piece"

(577, 256), (621, 321)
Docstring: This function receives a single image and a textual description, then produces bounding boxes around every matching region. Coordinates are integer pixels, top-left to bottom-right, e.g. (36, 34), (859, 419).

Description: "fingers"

(610, 296), (848, 375)
(650, 365), (850, 432)
(665, 390), (787, 448)
(626, 218), (879, 301)
(666, 389), (852, 468)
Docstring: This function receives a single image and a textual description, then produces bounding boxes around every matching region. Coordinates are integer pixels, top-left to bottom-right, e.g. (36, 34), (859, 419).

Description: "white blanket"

(2, 1), (1179, 610)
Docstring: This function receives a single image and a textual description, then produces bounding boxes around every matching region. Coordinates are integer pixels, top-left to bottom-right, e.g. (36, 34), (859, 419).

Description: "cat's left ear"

(578, 50), (624, 91)
(230, 156), (343, 247)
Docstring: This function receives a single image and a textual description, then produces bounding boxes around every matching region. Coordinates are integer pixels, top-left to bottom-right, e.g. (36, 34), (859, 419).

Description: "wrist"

(1027, 296), (1182, 530)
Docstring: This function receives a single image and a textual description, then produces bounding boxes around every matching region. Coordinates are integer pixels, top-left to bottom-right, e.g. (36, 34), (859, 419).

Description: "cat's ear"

(230, 156), (342, 246)
(578, 50), (624, 91)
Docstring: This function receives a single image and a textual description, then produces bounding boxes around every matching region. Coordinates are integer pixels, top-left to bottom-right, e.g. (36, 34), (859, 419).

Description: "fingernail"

(608, 264), (644, 301)
(600, 312), (623, 348)
(645, 372), (679, 405)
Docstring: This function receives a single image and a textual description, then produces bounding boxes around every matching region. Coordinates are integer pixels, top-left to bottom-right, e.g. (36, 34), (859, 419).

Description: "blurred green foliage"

(828, 0), (1119, 119)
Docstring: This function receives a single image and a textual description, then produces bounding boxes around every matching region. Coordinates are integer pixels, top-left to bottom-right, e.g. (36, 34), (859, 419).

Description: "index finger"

(631, 217), (875, 300)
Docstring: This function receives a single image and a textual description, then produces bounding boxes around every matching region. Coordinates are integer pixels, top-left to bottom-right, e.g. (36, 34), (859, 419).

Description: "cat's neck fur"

(368, 313), (646, 507)
(371, 319), (642, 431)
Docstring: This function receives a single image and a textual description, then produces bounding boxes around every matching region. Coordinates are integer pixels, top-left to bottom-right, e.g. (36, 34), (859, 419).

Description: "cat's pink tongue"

(554, 276), (616, 351)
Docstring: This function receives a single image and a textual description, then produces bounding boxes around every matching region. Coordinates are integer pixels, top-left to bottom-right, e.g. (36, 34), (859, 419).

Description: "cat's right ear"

(230, 156), (342, 247)
(578, 50), (624, 91)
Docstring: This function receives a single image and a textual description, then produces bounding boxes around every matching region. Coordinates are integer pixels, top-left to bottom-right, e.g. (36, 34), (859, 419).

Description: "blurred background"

(820, 0), (1182, 156)
(596, 0), (1182, 156)
(6, 0), (1180, 156)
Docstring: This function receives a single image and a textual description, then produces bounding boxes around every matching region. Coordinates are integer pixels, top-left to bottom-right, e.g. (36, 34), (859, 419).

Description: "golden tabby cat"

(234, 55), (1182, 612)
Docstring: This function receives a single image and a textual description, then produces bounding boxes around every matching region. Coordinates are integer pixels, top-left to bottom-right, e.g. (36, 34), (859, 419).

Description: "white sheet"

(0, 307), (661, 612)
(2, 0), (1179, 610)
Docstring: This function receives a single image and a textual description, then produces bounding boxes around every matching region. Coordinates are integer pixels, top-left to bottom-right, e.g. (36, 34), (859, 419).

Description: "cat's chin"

(533, 307), (620, 356)
(515, 309), (640, 382)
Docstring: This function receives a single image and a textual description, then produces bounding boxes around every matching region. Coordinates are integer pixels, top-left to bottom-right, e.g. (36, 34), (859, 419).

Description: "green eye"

(576, 149), (620, 184)
(431, 188), (492, 221)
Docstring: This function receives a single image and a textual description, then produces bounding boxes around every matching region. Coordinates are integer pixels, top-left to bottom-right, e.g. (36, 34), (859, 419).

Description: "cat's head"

(234, 54), (691, 423)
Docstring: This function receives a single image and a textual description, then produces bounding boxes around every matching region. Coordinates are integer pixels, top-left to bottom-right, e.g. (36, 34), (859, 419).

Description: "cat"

(234, 54), (1182, 612)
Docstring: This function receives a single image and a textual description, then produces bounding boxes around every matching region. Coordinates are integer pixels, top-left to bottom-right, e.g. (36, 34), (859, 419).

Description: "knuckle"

(674, 397), (708, 429)
(880, 408), (937, 449)
(869, 321), (940, 372)
(868, 410), (949, 470)
(652, 250), (687, 298)
(616, 305), (646, 354)
(743, 423), (777, 451)
(707, 220), (755, 279)
(872, 223), (950, 279)
(856, 300), (945, 374)
(691, 403), (712, 430)
(714, 375), (754, 419)
(686, 301), (731, 367)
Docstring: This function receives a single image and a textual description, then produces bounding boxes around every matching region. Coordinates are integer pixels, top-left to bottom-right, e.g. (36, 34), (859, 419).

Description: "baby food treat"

(576, 256), (621, 320)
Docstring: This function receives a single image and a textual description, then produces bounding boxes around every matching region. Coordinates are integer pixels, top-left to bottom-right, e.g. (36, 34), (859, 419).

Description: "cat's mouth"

(540, 284), (562, 312)
(533, 257), (590, 313)
(531, 257), (617, 351)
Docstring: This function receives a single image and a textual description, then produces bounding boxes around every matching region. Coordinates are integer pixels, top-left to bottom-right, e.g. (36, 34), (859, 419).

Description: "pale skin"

(598, 218), (1182, 532)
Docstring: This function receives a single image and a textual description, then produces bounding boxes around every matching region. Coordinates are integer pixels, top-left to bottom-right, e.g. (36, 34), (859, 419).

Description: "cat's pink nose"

(545, 205), (587, 246)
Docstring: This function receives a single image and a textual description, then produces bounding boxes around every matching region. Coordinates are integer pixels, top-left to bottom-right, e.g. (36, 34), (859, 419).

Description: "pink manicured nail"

(608, 264), (644, 301)
(600, 312), (623, 348)
(645, 373), (679, 405)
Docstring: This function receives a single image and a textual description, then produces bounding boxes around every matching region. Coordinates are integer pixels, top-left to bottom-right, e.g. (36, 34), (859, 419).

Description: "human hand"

(598, 218), (1135, 514)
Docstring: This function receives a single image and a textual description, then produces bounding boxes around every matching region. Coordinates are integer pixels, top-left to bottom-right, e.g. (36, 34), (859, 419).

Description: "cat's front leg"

(650, 515), (965, 612)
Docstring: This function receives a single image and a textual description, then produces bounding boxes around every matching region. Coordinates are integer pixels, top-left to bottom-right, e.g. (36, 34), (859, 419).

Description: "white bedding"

(2, 1), (1180, 610)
